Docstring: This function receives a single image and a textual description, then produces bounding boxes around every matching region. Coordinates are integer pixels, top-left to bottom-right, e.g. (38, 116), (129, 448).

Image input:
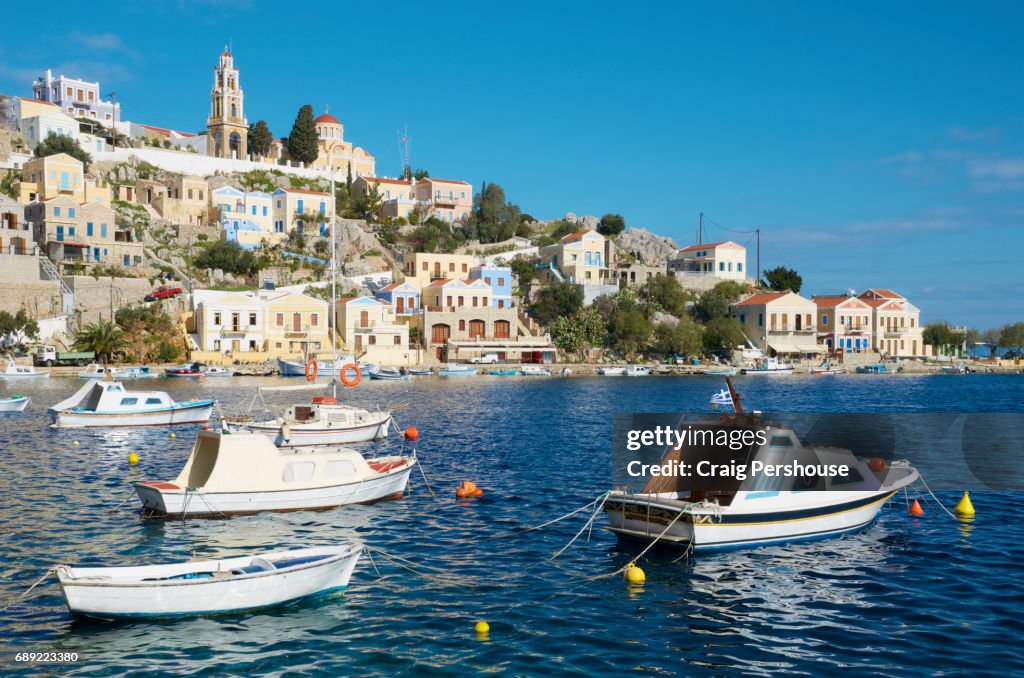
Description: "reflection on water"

(2, 375), (1024, 674)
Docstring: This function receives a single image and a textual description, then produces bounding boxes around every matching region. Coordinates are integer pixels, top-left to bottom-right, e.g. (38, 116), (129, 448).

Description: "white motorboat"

(0, 394), (30, 412)
(597, 366), (627, 376)
(604, 381), (919, 551)
(56, 544), (362, 620)
(521, 365), (552, 376)
(369, 367), (409, 381)
(120, 366), (159, 380)
(78, 363), (120, 379)
(225, 393), (392, 447)
(48, 380), (215, 428)
(438, 363), (477, 377)
(135, 429), (414, 516)
(741, 357), (795, 375)
(940, 364), (968, 374)
(407, 368), (433, 376)
(811, 364), (847, 375)
(203, 366), (234, 377)
(703, 366), (738, 376)
(277, 355), (357, 377)
(626, 364), (652, 376)
(1, 358), (49, 379)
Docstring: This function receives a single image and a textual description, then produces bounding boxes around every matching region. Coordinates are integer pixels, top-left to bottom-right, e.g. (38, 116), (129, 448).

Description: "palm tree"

(74, 319), (127, 364)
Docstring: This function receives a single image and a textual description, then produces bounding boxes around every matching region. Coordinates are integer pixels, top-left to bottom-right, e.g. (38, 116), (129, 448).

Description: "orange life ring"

(340, 363), (361, 387)
(305, 359), (318, 382)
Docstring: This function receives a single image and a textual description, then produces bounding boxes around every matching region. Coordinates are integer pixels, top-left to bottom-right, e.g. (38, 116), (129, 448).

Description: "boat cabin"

(69, 381), (176, 412)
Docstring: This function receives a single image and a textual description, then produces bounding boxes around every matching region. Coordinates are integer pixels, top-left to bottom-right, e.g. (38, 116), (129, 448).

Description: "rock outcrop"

(615, 228), (679, 265)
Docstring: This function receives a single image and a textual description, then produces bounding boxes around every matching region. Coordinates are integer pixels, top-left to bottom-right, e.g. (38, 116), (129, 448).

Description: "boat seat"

(368, 460), (406, 474)
(249, 557), (276, 571)
(269, 554), (329, 569)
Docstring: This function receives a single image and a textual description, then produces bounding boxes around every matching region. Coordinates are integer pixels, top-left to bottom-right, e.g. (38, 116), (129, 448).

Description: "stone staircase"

(38, 255), (74, 314)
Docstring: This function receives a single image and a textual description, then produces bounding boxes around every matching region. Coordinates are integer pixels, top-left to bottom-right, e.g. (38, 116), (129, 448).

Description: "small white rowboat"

(56, 545), (362, 620)
(0, 395), (30, 412)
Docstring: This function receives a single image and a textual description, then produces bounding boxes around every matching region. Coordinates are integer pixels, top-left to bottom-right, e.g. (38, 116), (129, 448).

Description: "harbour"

(2, 374), (1022, 674)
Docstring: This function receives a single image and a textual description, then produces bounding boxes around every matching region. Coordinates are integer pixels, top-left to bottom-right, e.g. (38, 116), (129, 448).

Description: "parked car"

(145, 286), (183, 302)
(470, 352), (500, 365)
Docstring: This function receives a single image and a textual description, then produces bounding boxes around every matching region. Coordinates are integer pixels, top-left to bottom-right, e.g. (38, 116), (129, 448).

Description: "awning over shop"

(769, 342), (825, 354)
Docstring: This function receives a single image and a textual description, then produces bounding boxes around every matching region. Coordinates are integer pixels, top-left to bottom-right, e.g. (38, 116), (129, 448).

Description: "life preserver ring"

(340, 363), (361, 387)
(305, 359), (318, 382)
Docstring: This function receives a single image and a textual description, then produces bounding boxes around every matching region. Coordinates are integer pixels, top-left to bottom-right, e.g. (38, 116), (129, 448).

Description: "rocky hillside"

(616, 227), (679, 265)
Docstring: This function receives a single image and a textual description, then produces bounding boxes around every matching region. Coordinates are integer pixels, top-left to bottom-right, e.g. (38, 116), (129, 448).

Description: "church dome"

(315, 112), (341, 125)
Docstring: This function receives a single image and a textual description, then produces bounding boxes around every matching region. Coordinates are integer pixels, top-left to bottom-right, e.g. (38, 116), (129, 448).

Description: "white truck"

(470, 352), (500, 365)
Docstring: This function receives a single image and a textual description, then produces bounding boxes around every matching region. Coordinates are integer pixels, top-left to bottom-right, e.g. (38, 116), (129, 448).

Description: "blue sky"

(2, 1), (1021, 328)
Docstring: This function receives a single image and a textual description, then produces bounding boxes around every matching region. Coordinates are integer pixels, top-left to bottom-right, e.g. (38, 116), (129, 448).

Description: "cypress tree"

(287, 105), (319, 165)
(247, 120), (273, 157)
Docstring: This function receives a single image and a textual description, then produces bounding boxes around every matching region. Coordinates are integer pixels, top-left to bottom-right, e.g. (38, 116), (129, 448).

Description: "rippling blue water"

(2, 374), (1024, 675)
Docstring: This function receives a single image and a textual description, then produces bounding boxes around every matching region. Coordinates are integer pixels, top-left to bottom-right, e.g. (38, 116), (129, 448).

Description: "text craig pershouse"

(626, 458), (851, 482)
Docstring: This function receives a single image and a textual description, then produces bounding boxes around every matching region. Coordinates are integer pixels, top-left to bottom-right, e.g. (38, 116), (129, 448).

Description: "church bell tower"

(207, 46), (247, 159)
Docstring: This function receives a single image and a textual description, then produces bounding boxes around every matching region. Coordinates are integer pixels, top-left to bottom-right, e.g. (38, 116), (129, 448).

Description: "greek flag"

(710, 388), (733, 408)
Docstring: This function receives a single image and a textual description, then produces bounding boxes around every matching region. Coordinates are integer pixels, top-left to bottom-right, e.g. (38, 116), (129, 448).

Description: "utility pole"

(698, 211), (703, 245)
(104, 91), (118, 149)
(756, 228), (761, 286)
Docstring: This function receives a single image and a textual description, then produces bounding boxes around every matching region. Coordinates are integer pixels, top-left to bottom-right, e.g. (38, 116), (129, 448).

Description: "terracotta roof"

(48, 240), (88, 247)
(678, 241), (743, 253)
(813, 295), (855, 308)
(561, 230), (594, 243)
(858, 288), (902, 300)
(379, 282), (414, 292)
(315, 112), (341, 125)
(421, 178), (471, 186)
(19, 97), (57, 106)
(426, 279), (452, 287)
(860, 298), (905, 310)
(137, 123), (172, 137)
(280, 188), (329, 196)
(733, 291), (790, 307)
(365, 176), (411, 186)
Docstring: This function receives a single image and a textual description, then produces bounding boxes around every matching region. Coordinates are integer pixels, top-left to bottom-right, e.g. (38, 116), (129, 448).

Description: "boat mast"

(330, 164), (337, 399)
(725, 377), (744, 414)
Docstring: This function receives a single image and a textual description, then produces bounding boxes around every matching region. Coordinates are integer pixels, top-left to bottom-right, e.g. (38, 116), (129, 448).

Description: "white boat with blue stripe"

(56, 544), (361, 620)
(48, 380), (214, 428)
(604, 380), (919, 551)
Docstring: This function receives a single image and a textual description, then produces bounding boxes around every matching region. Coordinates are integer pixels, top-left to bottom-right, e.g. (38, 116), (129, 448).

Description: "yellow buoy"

(955, 491), (975, 518)
(170, 432), (176, 439)
(128, 452), (139, 465)
(474, 621), (490, 635)
(625, 562), (646, 585)
(73, 440), (80, 447)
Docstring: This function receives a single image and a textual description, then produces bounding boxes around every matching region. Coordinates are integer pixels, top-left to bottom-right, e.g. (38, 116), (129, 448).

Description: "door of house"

(355, 335), (363, 351)
(494, 320), (511, 339)
(360, 310), (369, 327)
(469, 320), (485, 339)
(231, 340), (240, 352)
(435, 346), (444, 361)
(431, 324), (450, 344)
(396, 297), (405, 313)
(293, 313), (302, 331)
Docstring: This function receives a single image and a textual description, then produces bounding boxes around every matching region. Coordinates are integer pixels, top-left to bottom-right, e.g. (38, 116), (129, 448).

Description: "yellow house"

(16, 153), (111, 205)
(333, 296), (417, 365)
(307, 109), (376, 178)
(159, 175), (210, 226)
(192, 289), (331, 361)
(538, 230), (614, 284)
(352, 176), (415, 219)
(667, 241), (748, 282)
(858, 289), (925, 357)
(813, 295), (873, 355)
(400, 252), (477, 291)
(731, 291), (824, 356)
(414, 177), (472, 222)
(271, 188), (334, 238)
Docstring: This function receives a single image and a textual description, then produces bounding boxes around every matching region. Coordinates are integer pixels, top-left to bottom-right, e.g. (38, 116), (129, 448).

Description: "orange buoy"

(473, 488), (483, 498)
(305, 359), (318, 382)
(404, 426), (419, 440)
(909, 499), (925, 516)
(868, 457), (886, 472)
(340, 363), (361, 387)
(456, 481), (481, 499)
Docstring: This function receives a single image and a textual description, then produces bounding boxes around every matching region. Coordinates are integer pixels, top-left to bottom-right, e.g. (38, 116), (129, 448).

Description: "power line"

(702, 214), (758, 235)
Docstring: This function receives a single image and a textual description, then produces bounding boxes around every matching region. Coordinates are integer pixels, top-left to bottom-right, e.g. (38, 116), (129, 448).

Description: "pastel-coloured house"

(730, 291), (824, 356)
(812, 295), (873, 354)
(374, 281), (420, 315)
(333, 296), (416, 365)
(468, 265), (513, 308)
(271, 188), (333, 237)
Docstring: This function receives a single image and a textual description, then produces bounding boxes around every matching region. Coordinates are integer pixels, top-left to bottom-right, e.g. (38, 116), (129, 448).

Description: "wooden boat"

(604, 380), (919, 551)
(48, 380), (215, 428)
(488, 368), (518, 376)
(165, 363), (206, 378)
(438, 363), (477, 377)
(0, 358), (49, 379)
(368, 367), (409, 381)
(135, 429), (414, 516)
(56, 545), (362, 620)
(120, 366), (160, 380)
(741, 357), (794, 375)
(704, 366), (738, 376)
(225, 395), (392, 447)
(407, 368), (433, 376)
(521, 365), (551, 376)
(855, 364), (890, 374)
(811, 364), (847, 374)
(0, 394), (30, 412)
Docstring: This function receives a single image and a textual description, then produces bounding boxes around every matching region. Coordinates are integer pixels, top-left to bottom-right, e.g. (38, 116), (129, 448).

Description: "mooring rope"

(585, 507), (687, 582)
(550, 495), (608, 561)
(917, 476), (959, 521)
(0, 568), (56, 613)
(486, 492), (609, 541)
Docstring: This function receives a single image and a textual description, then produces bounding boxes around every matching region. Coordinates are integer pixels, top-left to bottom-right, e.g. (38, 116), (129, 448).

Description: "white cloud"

(946, 125), (1001, 143)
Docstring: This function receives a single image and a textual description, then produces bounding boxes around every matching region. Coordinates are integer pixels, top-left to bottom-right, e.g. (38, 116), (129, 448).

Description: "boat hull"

(50, 401), (214, 428)
(240, 414), (391, 447)
(0, 372), (49, 379)
(135, 464), (412, 516)
(0, 396), (30, 412)
(740, 368), (795, 375)
(605, 489), (901, 551)
(57, 546), (361, 619)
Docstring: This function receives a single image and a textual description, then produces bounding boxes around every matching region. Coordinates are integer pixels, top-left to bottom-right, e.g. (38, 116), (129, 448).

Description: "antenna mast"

(398, 126), (410, 179)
